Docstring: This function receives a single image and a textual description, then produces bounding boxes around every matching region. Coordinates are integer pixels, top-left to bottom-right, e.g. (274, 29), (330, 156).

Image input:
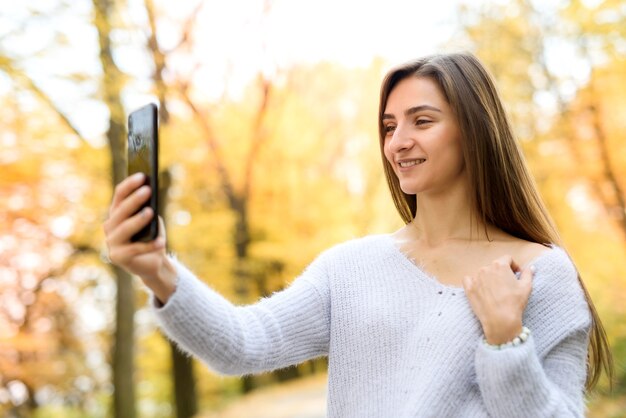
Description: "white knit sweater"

(151, 234), (591, 417)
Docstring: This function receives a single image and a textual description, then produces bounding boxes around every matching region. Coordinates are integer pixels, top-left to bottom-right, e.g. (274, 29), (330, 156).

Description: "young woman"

(104, 52), (612, 417)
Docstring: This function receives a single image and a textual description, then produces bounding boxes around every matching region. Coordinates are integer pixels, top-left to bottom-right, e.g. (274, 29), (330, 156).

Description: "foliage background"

(1, 0), (625, 416)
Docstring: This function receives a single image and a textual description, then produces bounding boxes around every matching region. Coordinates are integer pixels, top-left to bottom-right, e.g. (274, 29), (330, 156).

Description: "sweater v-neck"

(381, 233), (559, 293)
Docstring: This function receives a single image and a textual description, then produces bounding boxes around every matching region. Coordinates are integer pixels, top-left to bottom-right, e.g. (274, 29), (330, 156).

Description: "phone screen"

(127, 103), (159, 242)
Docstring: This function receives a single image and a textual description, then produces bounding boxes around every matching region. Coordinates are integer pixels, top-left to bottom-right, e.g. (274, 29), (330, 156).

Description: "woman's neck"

(410, 184), (500, 248)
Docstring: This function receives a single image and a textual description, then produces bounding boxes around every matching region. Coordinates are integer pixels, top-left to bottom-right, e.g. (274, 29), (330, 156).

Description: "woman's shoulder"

(517, 241), (553, 267)
(519, 242), (575, 278)
(304, 234), (394, 277)
(496, 235), (574, 276)
(494, 236), (580, 291)
(524, 244), (589, 323)
(319, 233), (393, 258)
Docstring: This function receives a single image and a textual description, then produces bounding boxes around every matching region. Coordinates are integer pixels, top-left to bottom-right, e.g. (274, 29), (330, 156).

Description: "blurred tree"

(0, 5), (110, 415)
(171, 0), (305, 393)
(92, 0), (136, 416)
(0, 56), (83, 141)
(0, 89), (108, 416)
(178, 52), (286, 395)
(142, 0), (199, 415)
(561, 0), (626, 242)
(571, 59), (626, 393)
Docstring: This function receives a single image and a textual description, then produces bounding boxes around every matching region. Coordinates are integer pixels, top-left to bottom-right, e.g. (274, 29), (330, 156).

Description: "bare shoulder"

(510, 239), (553, 268)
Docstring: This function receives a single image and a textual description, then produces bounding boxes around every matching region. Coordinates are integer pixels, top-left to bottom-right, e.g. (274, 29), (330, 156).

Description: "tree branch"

(177, 82), (239, 206)
(243, 76), (272, 198)
(0, 55), (87, 144)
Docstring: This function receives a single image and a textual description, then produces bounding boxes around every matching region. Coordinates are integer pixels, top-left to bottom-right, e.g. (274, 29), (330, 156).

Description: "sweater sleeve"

(149, 253), (331, 376)
(474, 248), (591, 417)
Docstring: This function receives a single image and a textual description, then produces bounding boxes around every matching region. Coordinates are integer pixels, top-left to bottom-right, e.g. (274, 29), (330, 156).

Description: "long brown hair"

(378, 52), (613, 391)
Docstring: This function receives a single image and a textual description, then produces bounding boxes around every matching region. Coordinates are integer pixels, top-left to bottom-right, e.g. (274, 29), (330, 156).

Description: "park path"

(197, 374), (626, 418)
(199, 373), (327, 418)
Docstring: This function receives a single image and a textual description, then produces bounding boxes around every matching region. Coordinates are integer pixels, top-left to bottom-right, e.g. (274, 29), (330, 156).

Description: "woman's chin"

(399, 186), (420, 195)
(398, 181), (423, 195)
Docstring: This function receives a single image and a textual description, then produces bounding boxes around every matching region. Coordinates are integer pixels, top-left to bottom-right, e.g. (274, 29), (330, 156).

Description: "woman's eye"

(384, 125), (396, 134)
(415, 119), (432, 126)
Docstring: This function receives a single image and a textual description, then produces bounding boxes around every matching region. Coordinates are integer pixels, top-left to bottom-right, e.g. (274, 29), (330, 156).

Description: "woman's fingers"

(109, 173), (146, 214)
(105, 185), (151, 234)
(492, 254), (512, 269)
(508, 257), (522, 274)
(491, 254), (523, 276)
(157, 216), (166, 239)
(107, 207), (154, 246)
(518, 265), (535, 287)
(462, 275), (474, 291)
(108, 238), (164, 266)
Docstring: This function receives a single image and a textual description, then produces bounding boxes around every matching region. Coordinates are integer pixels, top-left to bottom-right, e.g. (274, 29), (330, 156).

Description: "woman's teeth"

(399, 159), (426, 167)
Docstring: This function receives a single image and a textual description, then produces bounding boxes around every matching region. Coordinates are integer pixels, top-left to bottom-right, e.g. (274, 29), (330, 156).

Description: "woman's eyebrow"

(405, 104), (442, 115)
(382, 104), (442, 120)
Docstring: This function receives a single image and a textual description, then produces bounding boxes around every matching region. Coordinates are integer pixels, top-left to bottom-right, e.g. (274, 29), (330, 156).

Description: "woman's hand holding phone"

(103, 172), (177, 304)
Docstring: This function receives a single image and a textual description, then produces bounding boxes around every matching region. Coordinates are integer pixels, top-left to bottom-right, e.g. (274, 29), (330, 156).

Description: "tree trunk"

(142, 1), (200, 410)
(179, 75), (309, 393)
(588, 101), (626, 240)
(157, 169), (199, 417)
(170, 347), (198, 418)
(92, 0), (136, 417)
(112, 267), (136, 418)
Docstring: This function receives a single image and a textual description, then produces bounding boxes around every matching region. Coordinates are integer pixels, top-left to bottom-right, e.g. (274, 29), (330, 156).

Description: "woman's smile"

(398, 158), (427, 169)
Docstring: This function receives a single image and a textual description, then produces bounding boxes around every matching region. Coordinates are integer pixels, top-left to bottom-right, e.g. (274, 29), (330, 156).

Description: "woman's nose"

(388, 124), (414, 152)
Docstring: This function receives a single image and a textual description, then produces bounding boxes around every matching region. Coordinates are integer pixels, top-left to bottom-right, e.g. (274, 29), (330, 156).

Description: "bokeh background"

(1, 0), (625, 417)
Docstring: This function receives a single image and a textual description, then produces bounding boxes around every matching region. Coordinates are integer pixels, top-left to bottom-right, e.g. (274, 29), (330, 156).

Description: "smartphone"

(127, 103), (159, 242)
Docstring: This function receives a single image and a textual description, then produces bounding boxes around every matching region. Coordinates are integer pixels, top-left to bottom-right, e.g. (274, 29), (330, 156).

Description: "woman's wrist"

(144, 256), (178, 305)
(483, 320), (524, 345)
(483, 326), (531, 350)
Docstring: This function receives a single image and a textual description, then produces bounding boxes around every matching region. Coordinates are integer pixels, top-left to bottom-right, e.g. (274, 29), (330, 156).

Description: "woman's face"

(382, 76), (465, 196)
